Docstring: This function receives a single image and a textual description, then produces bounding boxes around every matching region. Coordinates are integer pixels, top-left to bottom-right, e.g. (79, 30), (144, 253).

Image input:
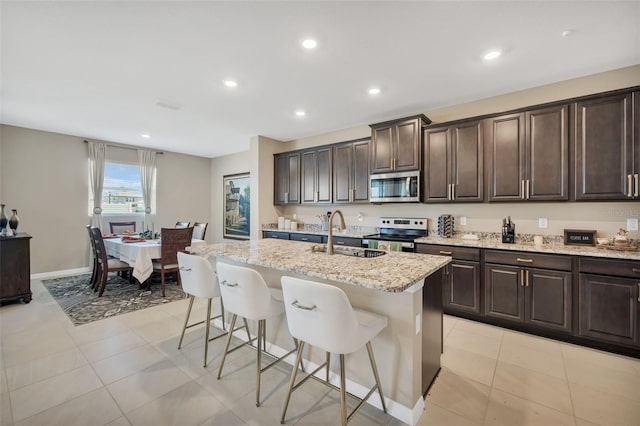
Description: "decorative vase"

(0, 204), (7, 236)
(8, 209), (19, 235)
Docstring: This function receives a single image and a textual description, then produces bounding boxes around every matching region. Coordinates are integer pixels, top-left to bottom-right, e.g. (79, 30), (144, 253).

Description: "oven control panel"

(379, 217), (428, 231)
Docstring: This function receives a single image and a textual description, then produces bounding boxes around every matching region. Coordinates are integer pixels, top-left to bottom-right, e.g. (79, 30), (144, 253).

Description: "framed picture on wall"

(223, 172), (250, 240)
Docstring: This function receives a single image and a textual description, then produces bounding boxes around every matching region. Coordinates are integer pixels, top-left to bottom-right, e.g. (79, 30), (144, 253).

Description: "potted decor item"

(614, 228), (629, 247)
(8, 209), (19, 235)
(0, 204), (7, 236)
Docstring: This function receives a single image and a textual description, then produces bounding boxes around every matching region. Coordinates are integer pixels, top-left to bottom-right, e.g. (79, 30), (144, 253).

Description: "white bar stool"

(280, 276), (388, 426)
(216, 261), (301, 407)
(176, 252), (228, 367)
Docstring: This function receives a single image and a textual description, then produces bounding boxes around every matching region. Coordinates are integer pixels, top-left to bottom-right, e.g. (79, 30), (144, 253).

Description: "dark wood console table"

(0, 233), (32, 303)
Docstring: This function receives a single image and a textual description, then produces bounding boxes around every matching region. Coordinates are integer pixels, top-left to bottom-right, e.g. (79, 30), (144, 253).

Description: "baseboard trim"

(31, 267), (91, 280)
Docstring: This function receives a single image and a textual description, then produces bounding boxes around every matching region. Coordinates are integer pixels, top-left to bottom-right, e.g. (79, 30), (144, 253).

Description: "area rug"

(42, 273), (186, 326)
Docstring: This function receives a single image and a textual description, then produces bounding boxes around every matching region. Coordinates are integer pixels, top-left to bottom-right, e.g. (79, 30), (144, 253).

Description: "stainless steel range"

(362, 217), (428, 252)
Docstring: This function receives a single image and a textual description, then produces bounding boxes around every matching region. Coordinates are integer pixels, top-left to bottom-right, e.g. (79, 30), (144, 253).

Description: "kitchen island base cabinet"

(0, 234), (32, 304)
(422, 267), (443, 396)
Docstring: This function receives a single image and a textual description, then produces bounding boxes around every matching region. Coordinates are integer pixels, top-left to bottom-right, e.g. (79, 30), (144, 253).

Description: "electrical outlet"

(460, 216), (467, 226)
(357, 212), (364, 222)
(538, 218), (548, 229)
(627, 218), (639, 231)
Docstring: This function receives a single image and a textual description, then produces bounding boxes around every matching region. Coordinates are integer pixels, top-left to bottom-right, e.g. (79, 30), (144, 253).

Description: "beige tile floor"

(1, 278), (639, 426)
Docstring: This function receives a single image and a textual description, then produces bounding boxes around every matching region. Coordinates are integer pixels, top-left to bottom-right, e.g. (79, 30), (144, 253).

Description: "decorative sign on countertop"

(564, 229), (596, 246)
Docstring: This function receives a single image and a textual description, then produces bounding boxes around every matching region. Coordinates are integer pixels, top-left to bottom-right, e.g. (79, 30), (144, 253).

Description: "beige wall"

(270, 64), (640, 241)
(0, 125), (211, 274)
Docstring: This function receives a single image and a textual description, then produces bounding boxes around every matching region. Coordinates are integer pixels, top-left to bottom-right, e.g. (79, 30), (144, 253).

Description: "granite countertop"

(193, 239), (450, 293)
(414, 236), (640, 261)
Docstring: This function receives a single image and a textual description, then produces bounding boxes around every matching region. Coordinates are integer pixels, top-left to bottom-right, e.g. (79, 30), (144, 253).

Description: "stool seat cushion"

(216, 262), (285, 321)
(281, 277), (388, 355)
(177, 252), (221, 299)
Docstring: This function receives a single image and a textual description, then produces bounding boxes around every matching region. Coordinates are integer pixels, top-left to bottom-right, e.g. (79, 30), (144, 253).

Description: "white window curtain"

(88, 141), (107, 228)
(138, 149), (156, 228)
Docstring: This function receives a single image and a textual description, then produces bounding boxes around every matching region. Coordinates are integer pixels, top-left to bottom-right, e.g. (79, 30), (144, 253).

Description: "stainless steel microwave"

(369, 171), (421, 202)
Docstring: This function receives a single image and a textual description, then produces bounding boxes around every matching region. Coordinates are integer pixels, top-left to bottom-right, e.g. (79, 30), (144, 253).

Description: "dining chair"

(152, 227), (193, 296)
(89, 226), (134, 296)
(175, 221), (190, 228)
(280, 276), (388, 426)
(176, 252), (227, 367)
(109, 221), (136, 234)
(215, 261), (301, 407)
(192, 222), (208, 240)
(86, 225), (98, 289)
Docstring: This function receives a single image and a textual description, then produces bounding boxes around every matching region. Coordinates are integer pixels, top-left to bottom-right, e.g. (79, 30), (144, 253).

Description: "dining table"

(103, 237), (205, 282)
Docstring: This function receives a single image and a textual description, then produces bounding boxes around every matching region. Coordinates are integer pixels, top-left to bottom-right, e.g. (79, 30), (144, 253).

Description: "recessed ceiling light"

(302, 39), (317, 49)
(224, 80), (238, 88)
(483, 50), (501, 61)
(141, 133), (151, 139)
(561, 29), (573, 38)
(368, 87), (381, 95)
(295, 110), (306, 117)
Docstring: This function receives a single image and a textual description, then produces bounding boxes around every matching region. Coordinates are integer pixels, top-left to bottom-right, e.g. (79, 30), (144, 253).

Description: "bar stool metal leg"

(280, 342), (305, 424)
(217, 314), (237, 379)
(339, 354), (347, 426)
(366, 341), (387, 413)
(204, 298), (212, 367)
(256, 319), (263, 407)
(178, 295), (195, 349)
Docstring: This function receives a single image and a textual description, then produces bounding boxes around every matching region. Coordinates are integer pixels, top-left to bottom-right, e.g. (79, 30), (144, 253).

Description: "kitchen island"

(193, 239), (450, 425)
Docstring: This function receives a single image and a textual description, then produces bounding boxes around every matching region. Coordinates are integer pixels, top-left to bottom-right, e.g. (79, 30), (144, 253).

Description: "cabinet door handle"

(521, 180), (526, 200)
(526, 180), (530, 200)
(635, 174), (639, 197)
(284, 192), (289, 203)
(638, 283), (640, 302)
(516, 258), (534, 263)
(301, 237), (309, 241)
(520, 269), (525, 286)
(351, 188), (355, 202)
(632, 268), (640, 273)
(451, 183), (456, 200)
(337, 241), (345, 245)
(439, 250), (453, 255)
(628, 175), (633, 197)
(525, 270), (529, 287)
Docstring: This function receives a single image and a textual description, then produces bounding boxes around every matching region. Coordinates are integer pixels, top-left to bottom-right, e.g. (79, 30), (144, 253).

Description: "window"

(88, 162), (155, 215)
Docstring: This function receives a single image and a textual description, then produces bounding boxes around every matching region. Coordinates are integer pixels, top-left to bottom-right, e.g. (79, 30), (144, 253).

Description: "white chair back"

(215, 262), (272, 321)
(177, 252), (221, 299)
(281, 277), (359, 354)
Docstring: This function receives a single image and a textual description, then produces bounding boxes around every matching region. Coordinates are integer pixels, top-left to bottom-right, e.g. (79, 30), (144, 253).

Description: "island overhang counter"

(193, 239), (450, 425)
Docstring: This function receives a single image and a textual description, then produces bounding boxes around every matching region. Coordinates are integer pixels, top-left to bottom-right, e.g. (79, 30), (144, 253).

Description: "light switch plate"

(627, 218), (639, 231)
(460, 216), (467, 226)
(538, 218), (548, 229)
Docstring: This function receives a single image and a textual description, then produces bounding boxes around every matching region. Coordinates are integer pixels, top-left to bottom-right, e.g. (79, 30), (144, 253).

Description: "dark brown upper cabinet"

(486, 104), (569, 201)
(423, 120), (483, 202)
(333, 139), (370, 203)
(370, 114), (431, 173)
(274, 152), (300, 205)
(574, 91), (639, 200)
(301, 147), (332, 204)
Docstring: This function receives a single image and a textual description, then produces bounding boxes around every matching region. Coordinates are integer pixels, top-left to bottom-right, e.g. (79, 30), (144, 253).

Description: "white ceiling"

(1, 1), (639, 158)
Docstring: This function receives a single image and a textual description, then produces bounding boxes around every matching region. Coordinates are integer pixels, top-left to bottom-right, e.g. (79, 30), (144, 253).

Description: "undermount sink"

(311, 244), (386, 258)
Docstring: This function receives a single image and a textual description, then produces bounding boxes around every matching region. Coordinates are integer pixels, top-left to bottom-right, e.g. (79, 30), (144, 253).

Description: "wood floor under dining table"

(103, 236), (205, 283)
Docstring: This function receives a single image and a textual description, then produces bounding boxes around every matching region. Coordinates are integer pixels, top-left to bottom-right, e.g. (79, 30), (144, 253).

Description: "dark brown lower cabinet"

(446, 260), (481, 314)
(485, 252), (572, 333)
(579, 273), (638, 347)
(0, 233), (32, 304)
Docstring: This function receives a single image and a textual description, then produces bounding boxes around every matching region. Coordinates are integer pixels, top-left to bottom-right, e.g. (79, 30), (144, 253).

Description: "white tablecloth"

(103, 238), (205, 282)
